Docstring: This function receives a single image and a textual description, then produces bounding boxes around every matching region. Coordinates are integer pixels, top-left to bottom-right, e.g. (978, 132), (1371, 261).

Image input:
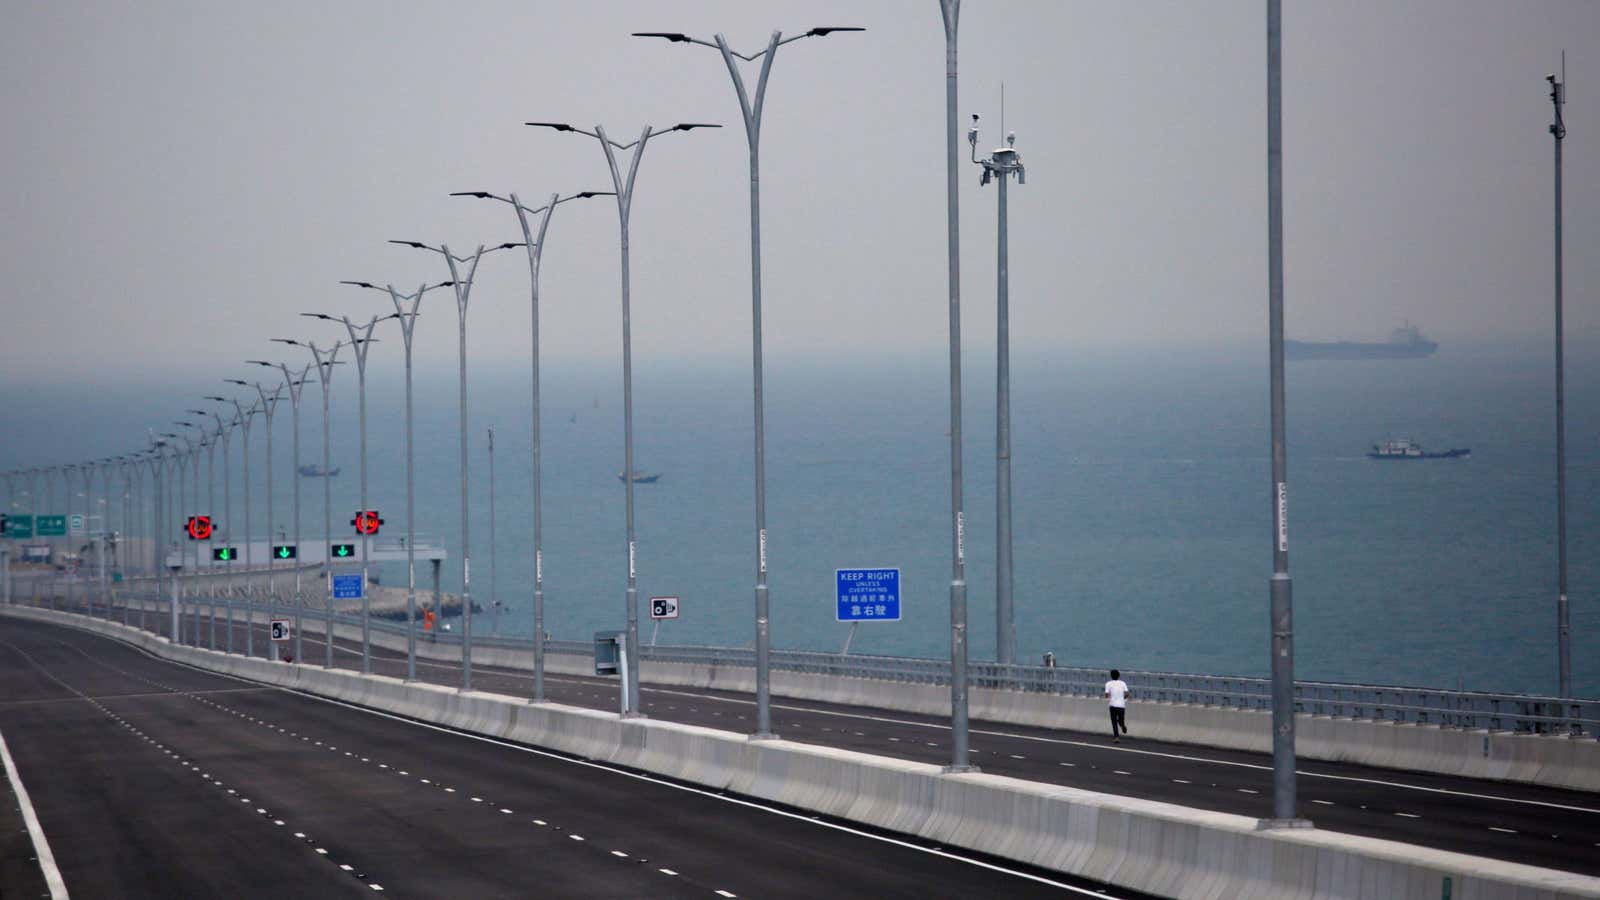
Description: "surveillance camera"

(971, 114), (979, 123)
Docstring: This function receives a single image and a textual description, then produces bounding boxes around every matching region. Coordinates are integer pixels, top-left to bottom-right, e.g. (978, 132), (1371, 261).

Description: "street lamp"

(225, 376), (265, 650)
(969, 115), (1027, 666)
(204, 398), (240, 652)
(387, 239), (521, 693)
(187, 407), (220, 649)
(231, 376), (286, 659)
(527, 118), (720, 716)
(451, 187), (611, 701)
(273, 337), (350, 669)
(303, 311), (388, 675)
(1546, 61), (1570, 698)
(634, 23), (860, 737)
(341, 279), (454, 682)
(160, 430), (190, 642)
(250, 358), (315, 662)
(937, 0), (975, 773)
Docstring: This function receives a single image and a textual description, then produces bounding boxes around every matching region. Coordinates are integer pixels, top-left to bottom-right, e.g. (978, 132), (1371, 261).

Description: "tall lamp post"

(232, 378), (285, 659)
(527, 118), (720, 716)
(222, 386), (261, 657)
(249, 359), (315, 663)
(273, 337), (350, 669)
(1263, 0), (1305, 828)
(304, 312), (387, 674)
(160, 430), (192, 642)
(938, 0), (975, 773)
(634, 22), (861, 739)
(1546, 61), (1570, 698)
(388, 239), (521, 693)
(341, 280), (455, 682)
(187, 408), (219, 649)
(969, 117), (1027, 665)
(451, 188), (611, 701)
(204, 400), (239, 652)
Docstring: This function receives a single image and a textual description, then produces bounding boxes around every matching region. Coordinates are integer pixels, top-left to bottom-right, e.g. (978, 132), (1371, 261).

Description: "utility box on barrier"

(594, 630), (623, 676)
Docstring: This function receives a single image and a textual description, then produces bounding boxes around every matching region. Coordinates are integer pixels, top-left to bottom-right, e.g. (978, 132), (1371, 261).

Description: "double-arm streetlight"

(341, 279), (454, 682)
(220, 387), (261, 656)
(186, 407), (220, 649)
(634, 23), (861, 738)
(203, 397), (240, 652)
(304, 311), (388, 674)
(230, 376), (286, 659)
(387, 240), (521, 693)
(450, 188), (611, 701)
(273, 337), (350, 669)
(1547, 61), (1570, 698)
(249, 359), (315, 662)
(160, 429), (193, 642)
(527, 118), (720, 716)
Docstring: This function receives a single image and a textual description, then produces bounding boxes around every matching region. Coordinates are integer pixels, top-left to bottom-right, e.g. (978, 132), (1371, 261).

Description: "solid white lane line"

(0, 729), (68, 900)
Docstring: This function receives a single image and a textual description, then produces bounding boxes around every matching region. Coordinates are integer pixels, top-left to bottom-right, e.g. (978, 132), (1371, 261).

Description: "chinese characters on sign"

(835, 567), (901, 622)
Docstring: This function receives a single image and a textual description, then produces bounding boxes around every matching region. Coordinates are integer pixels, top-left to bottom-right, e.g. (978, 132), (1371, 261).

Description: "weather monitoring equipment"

(272, 544), (298, 560)
(330, 542), (357, 559)
(211, 547), (238, 561)
(649, 596), (680, 620)
(186, 515), (214, 540)
(351, 510), (384, 535)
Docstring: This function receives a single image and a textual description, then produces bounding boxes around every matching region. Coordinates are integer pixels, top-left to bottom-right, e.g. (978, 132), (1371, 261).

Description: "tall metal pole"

(1548, 61), (1570, 698)
(487, 425), (497, 636)
(309, 314), (382, 676)
(242, 380), (283, 661)
(528, 121), (718, 714)
(637, 21), (859, 740)
(257, 363), (313, 662)
(1265, 0), (1302, 827)
(972, 119), (1026, 666)
(229, 397), (255, 658)
(939, 0), (974, 773)
(297, 340), (347, 670)
(346, 280), (447, 683)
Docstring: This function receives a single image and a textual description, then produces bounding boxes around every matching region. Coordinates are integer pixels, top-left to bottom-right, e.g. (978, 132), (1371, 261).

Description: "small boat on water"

(298, 464), (342, 477)
(1367, 439), (1469, 460)
(618, 470), (661, 484)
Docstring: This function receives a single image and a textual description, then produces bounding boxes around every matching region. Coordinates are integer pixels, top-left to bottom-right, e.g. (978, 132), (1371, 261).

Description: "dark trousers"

(1109, 706), (1127, 736)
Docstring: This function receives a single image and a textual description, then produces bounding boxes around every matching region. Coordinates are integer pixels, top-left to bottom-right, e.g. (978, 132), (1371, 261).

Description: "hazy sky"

(1, 0), (1596, 377)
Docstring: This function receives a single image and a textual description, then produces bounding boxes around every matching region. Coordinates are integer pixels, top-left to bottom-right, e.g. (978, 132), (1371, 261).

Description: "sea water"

(9, 343), (1597, 697)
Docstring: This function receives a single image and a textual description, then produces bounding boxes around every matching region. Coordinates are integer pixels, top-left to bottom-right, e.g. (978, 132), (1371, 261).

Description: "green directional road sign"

(1, 514), (27, 538)
(35, 515), (66, 537)
(330, 542), (356, 559)
(273, 544), (297, 560)
(211, 547), (238, 562)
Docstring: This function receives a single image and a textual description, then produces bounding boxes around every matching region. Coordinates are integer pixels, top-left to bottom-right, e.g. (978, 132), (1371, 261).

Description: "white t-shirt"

(1104, 679), (1129, 708)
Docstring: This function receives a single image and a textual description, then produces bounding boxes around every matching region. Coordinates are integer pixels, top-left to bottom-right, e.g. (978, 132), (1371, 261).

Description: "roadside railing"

(11, 583), (1596, 739)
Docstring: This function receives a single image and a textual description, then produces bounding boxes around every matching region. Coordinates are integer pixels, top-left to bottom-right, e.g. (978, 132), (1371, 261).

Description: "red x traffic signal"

(186, 515), (214, 540)
(351, 510), (384, 535)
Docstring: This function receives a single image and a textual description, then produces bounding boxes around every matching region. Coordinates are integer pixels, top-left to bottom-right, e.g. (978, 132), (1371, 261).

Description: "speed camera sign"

(649, 596), (679, 620)
(270, 619), (292, 642)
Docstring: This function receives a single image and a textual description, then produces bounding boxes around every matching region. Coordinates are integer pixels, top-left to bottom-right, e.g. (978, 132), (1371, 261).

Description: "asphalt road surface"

(0, 615), (1151, 898)
(130, 603), (1600, 879)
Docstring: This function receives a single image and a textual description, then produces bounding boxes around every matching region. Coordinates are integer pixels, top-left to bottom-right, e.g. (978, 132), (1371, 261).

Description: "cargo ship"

(1368, 439), (1470, 460)
(1286, 324), (1437, 360)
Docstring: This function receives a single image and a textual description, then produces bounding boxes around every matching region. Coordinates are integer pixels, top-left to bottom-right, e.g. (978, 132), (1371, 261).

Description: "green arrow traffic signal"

(211, 547), (236, 561)
(273, 545), (297, 560)
(331, 543), (355, 558)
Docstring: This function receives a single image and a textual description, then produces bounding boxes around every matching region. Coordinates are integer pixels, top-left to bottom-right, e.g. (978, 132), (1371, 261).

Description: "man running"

(1104, 669), (1130, 743)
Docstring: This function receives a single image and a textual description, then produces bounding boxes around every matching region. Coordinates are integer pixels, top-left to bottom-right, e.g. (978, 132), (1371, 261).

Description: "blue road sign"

(835, 568), (901, 622)
(332, 573), (364, 600)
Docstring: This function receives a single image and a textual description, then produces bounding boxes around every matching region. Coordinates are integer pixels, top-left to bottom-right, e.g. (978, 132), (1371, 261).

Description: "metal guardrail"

(15, 587), (1598, 739)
